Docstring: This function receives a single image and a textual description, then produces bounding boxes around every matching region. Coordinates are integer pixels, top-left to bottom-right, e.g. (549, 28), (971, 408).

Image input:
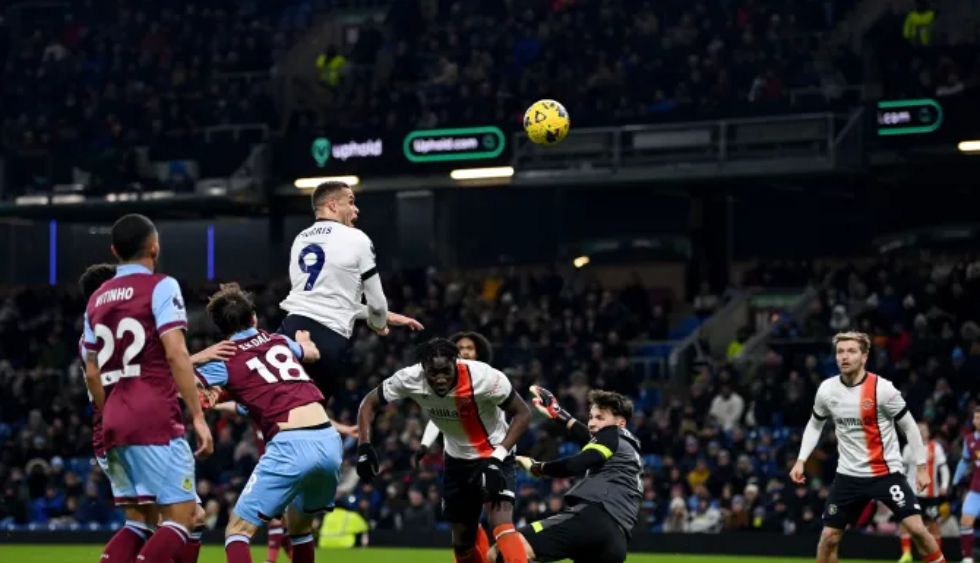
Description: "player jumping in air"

(196, 283), (341, 563)
(898, 422), (949, 563)
(500, 387), (641, 563)
(356, 338), (531, 563)
(84, 214), (214, 563)
(278, 181), (422, 413)
(953, 406), (980, 563)
(790, 331), (948, 563)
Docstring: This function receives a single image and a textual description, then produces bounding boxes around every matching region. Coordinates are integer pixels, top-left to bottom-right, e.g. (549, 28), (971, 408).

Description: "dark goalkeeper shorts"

(521, 503), (628, 563)
(823, 473), (921, 529)
(278, 314), (350, 402)
(442, 455), (516, 524)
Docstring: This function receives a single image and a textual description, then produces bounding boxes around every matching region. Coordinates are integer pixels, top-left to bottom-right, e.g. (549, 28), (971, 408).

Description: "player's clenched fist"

(356, 443), (380, 481)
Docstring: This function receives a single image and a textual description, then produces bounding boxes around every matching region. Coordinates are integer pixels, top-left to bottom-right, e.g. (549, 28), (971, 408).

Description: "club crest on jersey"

(828, 504), (838, 515)
(861, 399), (873, 411)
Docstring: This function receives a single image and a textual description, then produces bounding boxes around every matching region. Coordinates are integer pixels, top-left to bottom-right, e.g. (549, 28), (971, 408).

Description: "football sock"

(475, 526), (491, 560)
(137, 521), (188, 563)
(901, 534), (912, 555)
(921, 548), (945, 563)
(265, 525), (284, 563)
(102, 520), (150, 562)
(176, 525), (205, 563)
(453, 546), (483, 563)
(225, 534), (252, 563)
(963, 527), (975, 561)
(493, 523), (527, 563)
(289, 534), (315, 563)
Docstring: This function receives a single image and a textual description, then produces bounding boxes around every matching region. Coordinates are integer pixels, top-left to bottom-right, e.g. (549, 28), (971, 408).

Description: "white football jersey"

(381, 359), (514, 461)
(903, 440), (946, 498)
(813, 372), (907, 478)
(279, 221), (377, 339)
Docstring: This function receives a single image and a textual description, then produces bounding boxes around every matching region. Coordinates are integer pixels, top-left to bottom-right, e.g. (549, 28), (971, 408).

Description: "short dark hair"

(416, 338), (459, 365)
(111, 214), (157, 261)
(589, 390), (634, 420)
(449, 331), (494, 363)
(79, 264), (116, 299)
(206, 283), (256, 336)
(311, 181), (350, 212)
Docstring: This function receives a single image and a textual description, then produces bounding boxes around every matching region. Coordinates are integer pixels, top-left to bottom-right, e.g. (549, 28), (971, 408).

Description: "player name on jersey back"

(84, 267), (188, 449)
(381, 360), (513, 460)
(280, 221), (377, 339)
(813, 372), (908, 478)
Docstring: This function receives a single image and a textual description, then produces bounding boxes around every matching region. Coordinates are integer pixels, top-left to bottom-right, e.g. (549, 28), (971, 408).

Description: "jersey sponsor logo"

(835, 417), (864, 427)
(172, 295), (185, 310)
(95, 287), (134, 307)
(428, 407), (461, 419)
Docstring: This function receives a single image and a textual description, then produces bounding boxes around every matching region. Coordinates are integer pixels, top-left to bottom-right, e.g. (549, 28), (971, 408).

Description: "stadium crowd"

(1, 254), (979, 537)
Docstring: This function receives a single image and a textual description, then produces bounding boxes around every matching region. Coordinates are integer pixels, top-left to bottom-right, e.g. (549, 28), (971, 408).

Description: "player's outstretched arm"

(530, 385), (591, 444)
(362, 272), (389, 335)
(189, 340), (237, 366)
(523, 426), (620, 479)
(161, 330), (214, 458)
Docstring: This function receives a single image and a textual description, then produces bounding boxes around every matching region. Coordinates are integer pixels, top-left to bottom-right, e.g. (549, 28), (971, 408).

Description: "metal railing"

(512, 110), (864, 179)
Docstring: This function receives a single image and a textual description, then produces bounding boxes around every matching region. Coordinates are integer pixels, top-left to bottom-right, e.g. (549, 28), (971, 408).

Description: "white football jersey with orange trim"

(812, 372), (907, 478)
(381, 359), (513, 460)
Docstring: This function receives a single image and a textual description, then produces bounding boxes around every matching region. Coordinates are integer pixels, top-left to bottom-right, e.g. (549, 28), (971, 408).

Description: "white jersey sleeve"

(878, 378), (909, 419)
(279, 221), (380, 338)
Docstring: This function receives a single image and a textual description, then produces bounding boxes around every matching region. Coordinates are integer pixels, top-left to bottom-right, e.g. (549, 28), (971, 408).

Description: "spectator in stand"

(709, 384), (746, 432)
(903, 0), (936, 47)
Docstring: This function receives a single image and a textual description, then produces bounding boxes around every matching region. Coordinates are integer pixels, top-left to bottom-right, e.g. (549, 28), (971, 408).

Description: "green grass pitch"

(0, 544), (890, 562)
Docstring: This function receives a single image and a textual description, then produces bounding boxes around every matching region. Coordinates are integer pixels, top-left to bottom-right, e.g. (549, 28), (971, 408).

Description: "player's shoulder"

(870, 372), (899, 393)
(391, 362), (424, 381)
(461, 359), (506, 381)
(815, 375), (839, 395)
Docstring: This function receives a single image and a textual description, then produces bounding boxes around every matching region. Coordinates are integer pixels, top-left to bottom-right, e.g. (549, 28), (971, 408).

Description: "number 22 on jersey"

(93, 318), (146, 385)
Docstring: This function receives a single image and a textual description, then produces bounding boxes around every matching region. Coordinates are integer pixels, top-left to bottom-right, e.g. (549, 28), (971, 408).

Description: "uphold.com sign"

(403, 126), (505, 163)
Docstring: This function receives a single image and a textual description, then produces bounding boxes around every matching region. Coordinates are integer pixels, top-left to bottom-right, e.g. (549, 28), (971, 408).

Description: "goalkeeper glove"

(356, 443), (380, 481)
(530, 385), (571, 424)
